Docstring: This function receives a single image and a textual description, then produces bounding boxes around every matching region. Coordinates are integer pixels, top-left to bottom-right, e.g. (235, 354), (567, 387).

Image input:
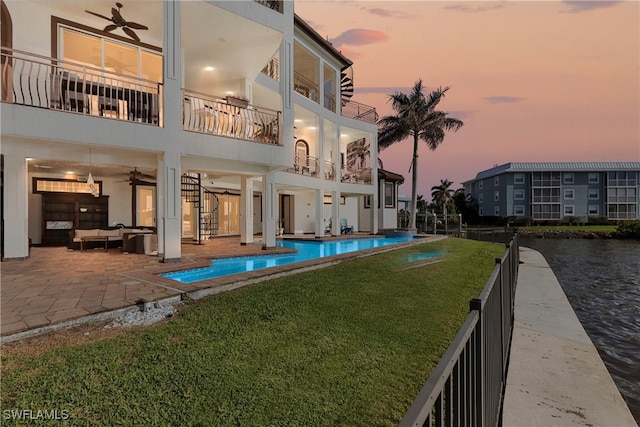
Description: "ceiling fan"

(85, 2), (148, 42)
(117, 168), (155, 185)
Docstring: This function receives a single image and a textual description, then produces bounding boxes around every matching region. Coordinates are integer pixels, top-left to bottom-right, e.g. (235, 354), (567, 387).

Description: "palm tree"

(432, 179), (455, 234)
(378, 80), (464, 229)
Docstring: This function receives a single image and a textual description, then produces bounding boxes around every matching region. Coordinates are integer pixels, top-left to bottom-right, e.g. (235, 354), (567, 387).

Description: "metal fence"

(399, 234), (519, 427)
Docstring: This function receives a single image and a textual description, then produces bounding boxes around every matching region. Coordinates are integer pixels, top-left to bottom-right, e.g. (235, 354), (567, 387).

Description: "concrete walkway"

(503, 247), (637, 426)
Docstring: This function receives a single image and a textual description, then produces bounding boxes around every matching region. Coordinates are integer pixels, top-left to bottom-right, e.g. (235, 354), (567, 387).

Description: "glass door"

(136, 186), (155, 227)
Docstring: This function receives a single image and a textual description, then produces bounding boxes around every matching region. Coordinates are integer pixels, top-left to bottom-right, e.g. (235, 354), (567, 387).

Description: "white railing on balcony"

(341, 167), (372, 184)
(293, 72), (319, 102)
(183, 90), (280, 145)
(341, 99), (378, 124)
(290, 153), (319, 176)
(324, 89), (336, 112)
(1, 48), (162, 126)
(324, 160), (335, 181)
(261, 57), (279, 81)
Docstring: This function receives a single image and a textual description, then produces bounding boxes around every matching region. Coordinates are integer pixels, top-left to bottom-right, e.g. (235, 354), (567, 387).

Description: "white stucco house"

(1, 0), (404, 261)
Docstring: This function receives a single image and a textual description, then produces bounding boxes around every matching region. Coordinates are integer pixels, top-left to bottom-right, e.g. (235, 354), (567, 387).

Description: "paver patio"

(1, 235), (436, 342)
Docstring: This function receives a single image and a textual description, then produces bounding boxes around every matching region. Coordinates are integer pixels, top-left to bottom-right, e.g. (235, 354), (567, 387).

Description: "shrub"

(616, 220), (640, 239)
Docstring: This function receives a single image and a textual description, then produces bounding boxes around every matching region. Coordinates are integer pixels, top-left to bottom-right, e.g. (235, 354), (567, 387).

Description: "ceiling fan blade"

(126, 21), (148, 30)
(123, 27), (140, 42)
(112, 7), (126, 25)
(86, 10), (113, 21)
(104, 24), (118, 32)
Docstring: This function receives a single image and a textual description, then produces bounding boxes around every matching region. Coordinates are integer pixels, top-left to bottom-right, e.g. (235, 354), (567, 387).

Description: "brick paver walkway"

(2, 235), (435, 341)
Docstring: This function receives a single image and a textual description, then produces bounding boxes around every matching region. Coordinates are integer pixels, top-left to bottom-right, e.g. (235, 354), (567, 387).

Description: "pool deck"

(1, 234), (442, 342)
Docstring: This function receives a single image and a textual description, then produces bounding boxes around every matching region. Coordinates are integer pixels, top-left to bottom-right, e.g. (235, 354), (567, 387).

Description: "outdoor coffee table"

(80, 236), (109, 251)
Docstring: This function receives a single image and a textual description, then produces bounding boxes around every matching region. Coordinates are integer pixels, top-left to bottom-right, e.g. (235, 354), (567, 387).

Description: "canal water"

(520, 238), (640, 422)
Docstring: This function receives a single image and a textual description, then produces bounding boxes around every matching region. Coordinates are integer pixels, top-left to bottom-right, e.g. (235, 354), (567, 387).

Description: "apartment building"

(463, 162), (640, 221)
(0, 0), (390, 260)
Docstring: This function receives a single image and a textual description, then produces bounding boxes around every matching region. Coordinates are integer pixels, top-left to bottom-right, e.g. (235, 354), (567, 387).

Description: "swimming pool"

(163, 236), (415, 283)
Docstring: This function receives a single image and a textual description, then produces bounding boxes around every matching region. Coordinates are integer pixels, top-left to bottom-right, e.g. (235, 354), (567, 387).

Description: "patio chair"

(340, 218), (354, 235)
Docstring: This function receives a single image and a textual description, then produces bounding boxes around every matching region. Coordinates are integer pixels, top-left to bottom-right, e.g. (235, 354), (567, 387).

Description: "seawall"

(502, 247), (637, 426)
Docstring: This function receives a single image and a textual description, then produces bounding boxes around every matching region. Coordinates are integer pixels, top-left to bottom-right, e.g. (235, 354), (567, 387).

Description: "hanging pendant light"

(87, 149), (99, 197)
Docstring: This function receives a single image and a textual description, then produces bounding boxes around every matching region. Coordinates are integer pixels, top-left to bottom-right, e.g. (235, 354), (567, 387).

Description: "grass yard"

(1, 238), (504, 426)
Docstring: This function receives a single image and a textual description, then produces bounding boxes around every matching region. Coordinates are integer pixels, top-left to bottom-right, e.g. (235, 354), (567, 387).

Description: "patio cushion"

(98, 229), (121, 237)
(75, 229), (100, 238)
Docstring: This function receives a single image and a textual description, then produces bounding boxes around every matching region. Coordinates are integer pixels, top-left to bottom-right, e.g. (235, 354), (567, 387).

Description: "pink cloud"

(331, 29), (389, 47)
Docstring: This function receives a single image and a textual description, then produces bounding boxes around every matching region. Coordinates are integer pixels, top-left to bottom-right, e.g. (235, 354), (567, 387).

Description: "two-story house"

(1, 1), (389, 261)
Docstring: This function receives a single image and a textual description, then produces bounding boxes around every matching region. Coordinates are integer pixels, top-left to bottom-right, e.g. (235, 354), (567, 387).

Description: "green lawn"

(1, 238), (504, 426)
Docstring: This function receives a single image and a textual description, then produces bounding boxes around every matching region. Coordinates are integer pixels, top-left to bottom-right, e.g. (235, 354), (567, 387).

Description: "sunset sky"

(295, 0), (640, 199)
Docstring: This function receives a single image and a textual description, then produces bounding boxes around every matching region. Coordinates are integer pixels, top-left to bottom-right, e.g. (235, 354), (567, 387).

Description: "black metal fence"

(399, 234), (519, 427)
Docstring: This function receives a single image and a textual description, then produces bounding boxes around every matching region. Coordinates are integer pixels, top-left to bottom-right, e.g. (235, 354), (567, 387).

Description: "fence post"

(470, 298), (484, 426)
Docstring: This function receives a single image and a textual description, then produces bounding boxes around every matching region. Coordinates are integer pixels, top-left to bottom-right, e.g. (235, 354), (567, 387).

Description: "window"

(588, 189), (599, 200)
(59, 26), (162, 83)
(514, 205), (525, 216)
(564, 189), (575, 200)
(588, 173), (599, 184)
(479, 207), (484, 216)
(494, 191), (499, 202)
(532, 172), (561, 187)
(514, 174), (524, 184)
(564, 205), (575, 216)
(364, 195), (371, 209)
(478, 194), (483, 204)
(479, 180), (483, 190)
(295, 140), (309, 166)
(564, 173), (574, 184)
(532, 204), (561, 220)
(533, 188), (560, 203)
(384, 182), (395, 208)
(494, 206), (500, 215)
(588, 205), (599, 216)
(514, 189), (525, 200)
(494, 176), (499, 186)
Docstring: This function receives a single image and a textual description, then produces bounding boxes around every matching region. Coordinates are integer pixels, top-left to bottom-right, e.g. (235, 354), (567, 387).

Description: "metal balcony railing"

(341, 99), (378, 124)
(183, 90), (280, 145)
(324, 89), (336, 112)
(1, 48), (162, 126)
(261, 57), (279, 81)
(293, 72), (318, 102)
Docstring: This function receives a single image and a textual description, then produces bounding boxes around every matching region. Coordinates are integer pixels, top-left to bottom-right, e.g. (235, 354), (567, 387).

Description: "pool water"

(163, 236), (415, 283)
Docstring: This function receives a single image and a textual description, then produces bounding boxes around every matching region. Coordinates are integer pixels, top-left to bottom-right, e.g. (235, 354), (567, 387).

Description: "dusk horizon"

(296, 0), (640, 199)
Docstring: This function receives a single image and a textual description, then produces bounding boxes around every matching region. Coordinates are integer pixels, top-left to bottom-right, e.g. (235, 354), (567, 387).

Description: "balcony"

(1, 48), (162, 126)
(293, 71), (319, 102)
(183, 90), (280, 145)
(341, 100), (378, 124)
(261, 57), (279, 81)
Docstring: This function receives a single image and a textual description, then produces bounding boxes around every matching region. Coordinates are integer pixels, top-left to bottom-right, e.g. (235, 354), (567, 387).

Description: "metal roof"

(469, 162), (640, 181)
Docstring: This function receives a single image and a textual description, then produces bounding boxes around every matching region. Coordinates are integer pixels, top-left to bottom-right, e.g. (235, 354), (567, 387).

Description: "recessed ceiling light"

(204, 66), (214, 71)
(35, 165), (53, 169)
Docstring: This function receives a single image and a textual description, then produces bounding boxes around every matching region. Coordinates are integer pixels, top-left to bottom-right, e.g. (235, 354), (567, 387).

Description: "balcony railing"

(324, 160), (335, 181)
(293, 72), (318, 102)
(324, 89), (336, 112)
(341, 99), (378, 124)
(261, 57), (279, 81)
(290, 153), (319, 176)
(1, 48), (162, 126)
(183, 90), (280, 145)
(254, 0), (283, 13)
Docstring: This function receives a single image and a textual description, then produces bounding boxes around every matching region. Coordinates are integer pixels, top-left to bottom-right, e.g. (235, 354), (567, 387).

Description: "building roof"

(379, 168), (405, 184)
(294, 14), (353, 70)
(467, 162), (640, 182)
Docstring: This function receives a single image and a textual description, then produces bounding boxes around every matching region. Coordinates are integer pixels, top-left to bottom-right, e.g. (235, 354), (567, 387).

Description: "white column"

(331, 191), (340, 236)
(314, 189), (324, 237)
(262, 172), (277, 248)
(160, 149), (181, 261)
(2, 153), (29, 259)
(240, 176), (254, 245)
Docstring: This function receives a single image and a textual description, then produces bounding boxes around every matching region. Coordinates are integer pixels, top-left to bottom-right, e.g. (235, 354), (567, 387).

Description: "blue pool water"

(163, 236), (415, 283)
